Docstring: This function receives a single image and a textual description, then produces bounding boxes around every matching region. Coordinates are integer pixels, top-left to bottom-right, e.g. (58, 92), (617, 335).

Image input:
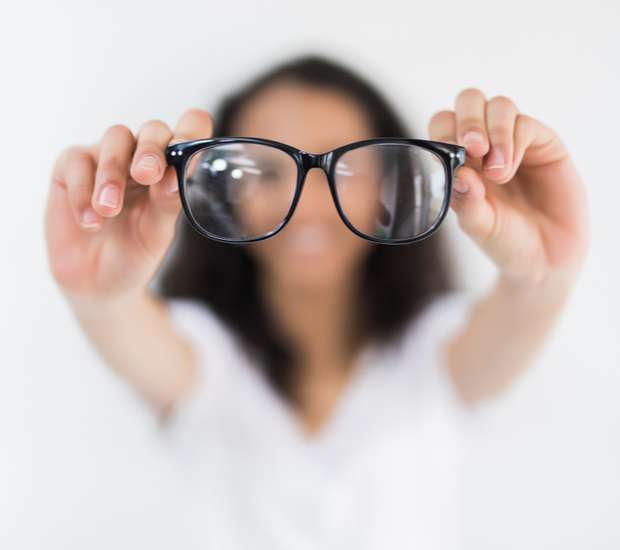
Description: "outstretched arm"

(443, 272), (575, 405)
(45, 107), (214, 415)
(428, 88), (590, 405)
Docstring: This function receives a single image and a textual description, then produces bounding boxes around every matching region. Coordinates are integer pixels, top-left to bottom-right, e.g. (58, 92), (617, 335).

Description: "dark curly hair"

(155, 53), (456, 404)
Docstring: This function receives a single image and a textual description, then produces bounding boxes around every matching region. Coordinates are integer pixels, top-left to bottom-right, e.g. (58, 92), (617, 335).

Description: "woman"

(44, 54), (590, 548)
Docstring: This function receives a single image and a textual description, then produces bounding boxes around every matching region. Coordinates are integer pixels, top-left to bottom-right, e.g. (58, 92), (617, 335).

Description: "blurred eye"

(260, 167), (281, 181)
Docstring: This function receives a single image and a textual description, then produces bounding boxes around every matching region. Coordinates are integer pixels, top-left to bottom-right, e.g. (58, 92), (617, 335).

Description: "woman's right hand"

(45, 108), (214, 311)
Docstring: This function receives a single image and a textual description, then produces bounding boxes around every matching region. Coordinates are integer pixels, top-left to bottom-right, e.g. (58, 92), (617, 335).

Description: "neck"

(259, 270), (362, 371)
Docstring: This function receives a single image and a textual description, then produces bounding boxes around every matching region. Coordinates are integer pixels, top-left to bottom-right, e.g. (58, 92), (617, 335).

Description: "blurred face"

(229, 80), (378, 292)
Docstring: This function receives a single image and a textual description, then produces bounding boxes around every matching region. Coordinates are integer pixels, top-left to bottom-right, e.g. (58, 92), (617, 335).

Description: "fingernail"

(137, 154), (161, 172)
(81, 207), (101, 228)
(98, 184), (120, 208)
(485, 147), (505, 170)
(453, 177), (469, 194)
(462, 131), (484, 145)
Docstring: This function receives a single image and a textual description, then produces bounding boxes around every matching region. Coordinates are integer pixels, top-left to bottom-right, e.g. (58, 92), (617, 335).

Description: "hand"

(45, 108), (214, 309)
(429, 88), (590, 291)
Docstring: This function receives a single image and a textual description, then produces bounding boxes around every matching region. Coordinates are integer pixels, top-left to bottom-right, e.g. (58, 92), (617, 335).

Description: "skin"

(44, 82), (590, 433)
(227, 82), (383, 430)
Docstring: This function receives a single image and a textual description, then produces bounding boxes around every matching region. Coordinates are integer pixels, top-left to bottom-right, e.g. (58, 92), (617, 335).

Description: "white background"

(1, 1), (618, 548)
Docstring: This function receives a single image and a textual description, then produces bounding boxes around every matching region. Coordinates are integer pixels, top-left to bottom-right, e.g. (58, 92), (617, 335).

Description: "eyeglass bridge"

(299, 150), (333, 173)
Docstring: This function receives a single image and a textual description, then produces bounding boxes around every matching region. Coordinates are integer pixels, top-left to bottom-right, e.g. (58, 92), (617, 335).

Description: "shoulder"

(166, 297), (244, 346)
(166, 297), (228, 341)
(386, 290), (477, 413)
(165, 297), (250, 381)
(398, 290), (476, 353)
(162, 297), (257, 433)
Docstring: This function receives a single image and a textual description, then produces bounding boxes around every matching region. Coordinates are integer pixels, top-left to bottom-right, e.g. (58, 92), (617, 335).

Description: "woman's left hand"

(429, 88), (590, 291)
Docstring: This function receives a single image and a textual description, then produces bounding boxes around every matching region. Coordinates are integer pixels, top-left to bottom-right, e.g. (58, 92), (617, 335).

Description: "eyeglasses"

(165, 137), (466, 245)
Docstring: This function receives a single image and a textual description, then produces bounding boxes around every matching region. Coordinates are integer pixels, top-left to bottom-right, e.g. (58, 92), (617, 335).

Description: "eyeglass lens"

(182, 142), (447, 241)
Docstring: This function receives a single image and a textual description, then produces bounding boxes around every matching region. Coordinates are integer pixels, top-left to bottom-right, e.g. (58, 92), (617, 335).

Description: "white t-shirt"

(161, 291), (476, 550)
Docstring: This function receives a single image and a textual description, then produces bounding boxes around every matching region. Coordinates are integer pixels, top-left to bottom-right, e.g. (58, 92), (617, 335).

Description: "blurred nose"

(292, 167), (335, 222)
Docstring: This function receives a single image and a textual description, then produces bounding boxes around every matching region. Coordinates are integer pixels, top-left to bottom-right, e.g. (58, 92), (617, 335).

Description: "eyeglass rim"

(165, 136), (466, 245)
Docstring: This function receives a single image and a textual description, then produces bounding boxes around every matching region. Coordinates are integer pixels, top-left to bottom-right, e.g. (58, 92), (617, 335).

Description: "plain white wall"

(1, 1), (618, 548)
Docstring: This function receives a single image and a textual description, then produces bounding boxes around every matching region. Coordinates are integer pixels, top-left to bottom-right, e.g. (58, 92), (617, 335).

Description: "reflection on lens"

(183, 143), (298, 240)
(333, 143), (447, 240)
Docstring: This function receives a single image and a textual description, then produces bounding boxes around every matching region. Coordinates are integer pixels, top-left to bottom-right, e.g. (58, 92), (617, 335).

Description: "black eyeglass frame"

(165, 137), (466, 245)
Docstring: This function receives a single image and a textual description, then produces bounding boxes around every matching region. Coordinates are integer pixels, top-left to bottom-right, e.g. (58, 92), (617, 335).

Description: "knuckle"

(134, 139), (163, 157)
(458, 117), (485, 132)
(96, 158), (125, 184)
(516, 113), (532, 125)
(516, 113), (539, 131)
(50, 172), (66, 191)
(68, 184), (89, 205)
(54, 147), (92, 184)
(487, 124), (511, 140)
(460, 213), (486, 238)
(98, 153), (123, 170)
(66, 179), (93, 210)
(485, 208), (503, 243)
(60, 145), (88, 164)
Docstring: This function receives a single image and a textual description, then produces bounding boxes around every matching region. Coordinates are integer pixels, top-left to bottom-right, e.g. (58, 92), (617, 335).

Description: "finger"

(514, 113), (559, 171)
(159, 107), (215, 194)
(512, 114), (582, 232)
(148, 165), (183, 214)
(127, 162), (182, 260)
(170, 107), (214, 144)
(454, 87), (491, 159)
(428, 109), (457, 144)
(92, 124), (136, 217)
(133, 109), (214, 256)
(483, 96), (519, 183)
(130, 119), (173, 186)
(52, 146), (102, 232)
(429, 108), (482, 173)
(450, 165), (498, 244)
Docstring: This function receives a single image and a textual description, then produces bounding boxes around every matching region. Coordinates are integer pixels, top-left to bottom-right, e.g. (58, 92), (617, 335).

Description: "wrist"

(495, 268), (577, 307)
(66, 287), (152, 322)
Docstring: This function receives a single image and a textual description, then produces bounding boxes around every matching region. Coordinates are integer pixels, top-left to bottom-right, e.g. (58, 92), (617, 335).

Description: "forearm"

(68, 290), (197, 415)
(445, 272), (575, 405)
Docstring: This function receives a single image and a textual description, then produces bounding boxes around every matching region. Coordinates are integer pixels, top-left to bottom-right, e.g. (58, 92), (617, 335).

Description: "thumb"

(450, 165), (497, 245)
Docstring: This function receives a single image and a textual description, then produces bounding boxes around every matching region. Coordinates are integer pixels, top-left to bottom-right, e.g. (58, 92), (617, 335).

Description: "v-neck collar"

(242, 340), (382, 454)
